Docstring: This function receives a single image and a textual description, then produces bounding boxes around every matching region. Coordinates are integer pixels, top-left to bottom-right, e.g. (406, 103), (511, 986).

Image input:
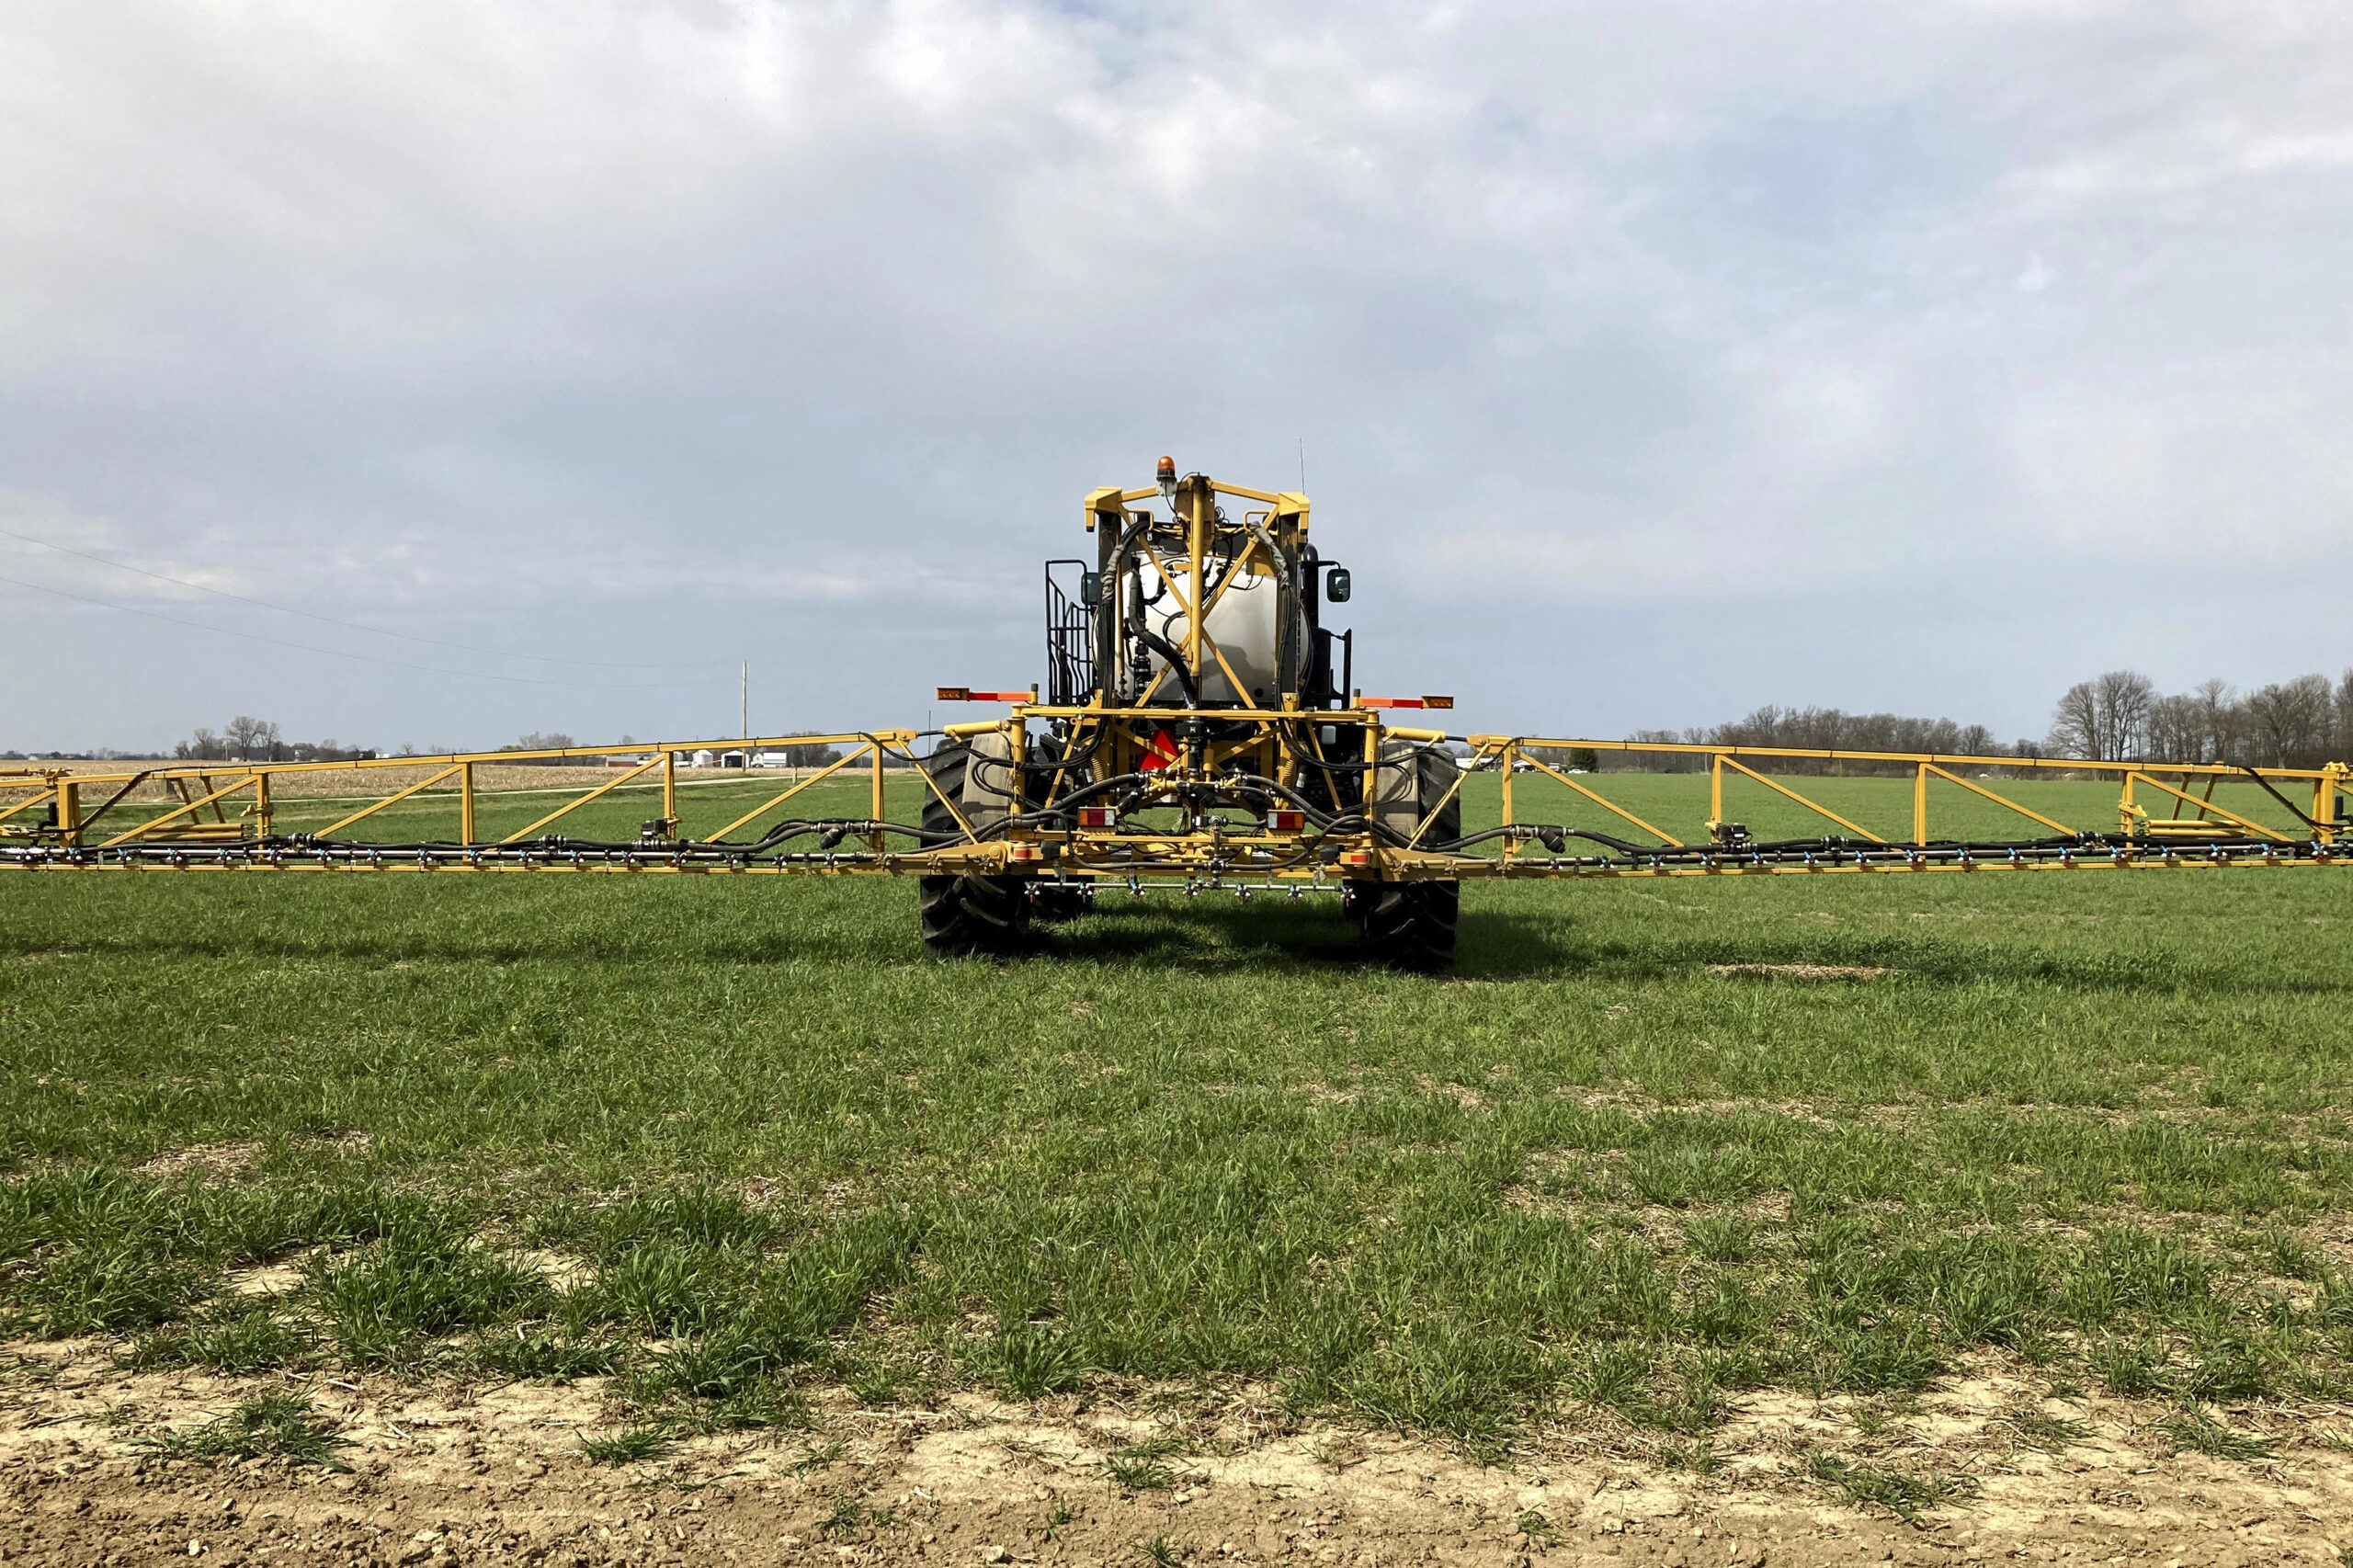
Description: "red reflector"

(1267, 809), (1304, 832)
(938, 687), (1033, 702)
(1077, 807), (1115, 829)
(1360, 697), (1423, 710)
(1340, 850), (1374, 866)
(1008, 845), (1040, 861)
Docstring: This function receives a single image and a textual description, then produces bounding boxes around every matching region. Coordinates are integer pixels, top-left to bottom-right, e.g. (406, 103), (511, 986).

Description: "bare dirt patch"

(6, 1344), (2351, 1567)
(131, 1143), (261, 1185)
(1706, 964), (1898, 982)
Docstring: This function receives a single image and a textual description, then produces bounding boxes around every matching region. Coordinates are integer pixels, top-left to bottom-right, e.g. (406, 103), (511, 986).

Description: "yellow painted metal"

(707, 747), (868, 842)
(460, 764), (476, 843)
(2121, 772), (2290, 843)
(0, 784), (57, 828)
(1405, 759), (1471, 849)
(499, 754), (665, 844)
(1523, 736), (2336, 779)
(313, 764), (464, 838)
(910, 744), (979, 840)
(1502, 748), (1684, 847)
(12, 694), (2349, 896)
(1712, 754), (1885, 843)
(1917, 764), (2075, 837)
(97, 773), (254, 848)
(1184, 475), (1208, 681)
(57, 778), (79, 846)
(41, 850), (2348, 882)
(1497, 743), (1517, 864)
(64, 771), (158, 840)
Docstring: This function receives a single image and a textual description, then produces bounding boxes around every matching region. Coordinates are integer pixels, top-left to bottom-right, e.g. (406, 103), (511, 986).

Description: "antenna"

(1298, 437), (1307, 492)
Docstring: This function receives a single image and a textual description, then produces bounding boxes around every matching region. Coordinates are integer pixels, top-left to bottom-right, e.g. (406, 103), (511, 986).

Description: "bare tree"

(2048, 681), (2101, 760)
(2145, 693), (2204, 765)
(2245, 675), (2334, 768)
(773, 733), (845, 768)
(2191, 678), (2243, 763)
(2049, 672), (2154, 761)
(2095, 670), (2154, 761)
(503, 732), (578, 767)
(174, 726), (227, 761)
(222, 715), (282, 760)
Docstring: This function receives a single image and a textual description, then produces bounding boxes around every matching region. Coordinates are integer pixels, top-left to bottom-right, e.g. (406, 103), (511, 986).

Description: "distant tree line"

(147, 670), (2353, 778)
(771, 733), (846, 768)
(2050, 670), (2352, 769)
(175, 716), (371, 764)
(1602, 666), (2353, 775)
(498, 731), (579, 766)
(155, 723), (860, 769)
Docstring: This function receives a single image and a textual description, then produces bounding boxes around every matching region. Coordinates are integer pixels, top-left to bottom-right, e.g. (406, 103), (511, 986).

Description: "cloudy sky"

(4, 0), (2348, 755)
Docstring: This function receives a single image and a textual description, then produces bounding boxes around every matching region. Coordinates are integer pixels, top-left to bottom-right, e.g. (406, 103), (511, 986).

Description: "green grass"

(2160, 1404), (2279, 1461)
(2002, 1407), (2096, 1451)
(4, 773), (2352, 1458)
(582, 1424), (671, 1466)
(137, 1392), (351, 1470)
(1806, 1450), (1980, 1524)
(1103, 1435), (1190, 1491)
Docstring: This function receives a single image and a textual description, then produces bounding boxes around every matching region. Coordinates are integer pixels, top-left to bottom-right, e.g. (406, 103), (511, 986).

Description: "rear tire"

(917, 741), (1031, 957)
(1028, 881), (1095, 923)
(1349, 744), (1462, 971)
(1353, 880), (1460, 971)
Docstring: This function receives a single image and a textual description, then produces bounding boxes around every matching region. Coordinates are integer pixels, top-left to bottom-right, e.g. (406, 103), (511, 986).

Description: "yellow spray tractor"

(6, 457), (2347, 971)
(918, 456), (1472, 965)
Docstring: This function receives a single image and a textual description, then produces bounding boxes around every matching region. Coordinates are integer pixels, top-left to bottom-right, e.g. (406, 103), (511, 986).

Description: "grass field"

(5, 771), (2350, 1469)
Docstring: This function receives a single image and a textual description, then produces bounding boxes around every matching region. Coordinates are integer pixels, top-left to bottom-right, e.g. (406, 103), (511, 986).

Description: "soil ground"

(6, 1340), (2349, 1568)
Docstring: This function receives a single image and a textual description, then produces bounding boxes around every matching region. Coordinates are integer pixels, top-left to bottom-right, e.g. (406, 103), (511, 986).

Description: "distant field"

(6, 767), (2351, 1486)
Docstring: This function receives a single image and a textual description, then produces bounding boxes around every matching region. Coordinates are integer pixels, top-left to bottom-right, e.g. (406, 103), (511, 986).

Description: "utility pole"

(741, 662), (749, 759)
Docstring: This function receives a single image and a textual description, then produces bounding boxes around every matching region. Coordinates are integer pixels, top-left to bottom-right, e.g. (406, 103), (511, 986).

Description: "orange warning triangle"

(1138, 729), (1181, 771)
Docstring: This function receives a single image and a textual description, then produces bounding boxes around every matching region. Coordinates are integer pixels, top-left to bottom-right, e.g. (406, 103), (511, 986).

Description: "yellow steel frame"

(1, 467), (2342, 892)
(1, 732), (915, 851)
(5, 725), (2345, 883)
(1462, 737), (2346, 863)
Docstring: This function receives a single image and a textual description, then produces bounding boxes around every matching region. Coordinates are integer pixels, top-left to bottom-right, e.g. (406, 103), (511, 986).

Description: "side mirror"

(1078, 571), (1102, 608)
(1325, 567), (1351, 604)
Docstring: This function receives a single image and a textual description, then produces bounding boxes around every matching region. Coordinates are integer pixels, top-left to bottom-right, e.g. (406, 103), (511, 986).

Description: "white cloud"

(2, 0), (2350, 750)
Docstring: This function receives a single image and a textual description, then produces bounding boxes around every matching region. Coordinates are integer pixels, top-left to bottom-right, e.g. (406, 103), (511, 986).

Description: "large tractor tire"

(1028, 881), (1096, 923)
(917, 737), (1031, 957)
(1347, 742), (1461, 971)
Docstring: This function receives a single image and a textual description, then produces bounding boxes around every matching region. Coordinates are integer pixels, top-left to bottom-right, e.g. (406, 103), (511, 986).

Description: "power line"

(0, 525), (726, 670)
(0, 572), (704, 690)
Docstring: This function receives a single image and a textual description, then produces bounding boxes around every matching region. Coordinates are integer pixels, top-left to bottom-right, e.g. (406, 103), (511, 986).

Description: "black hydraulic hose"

(2234, 765), (2335, 832)
(1132, 626), (1200, 707)
(961, 728), (1112, 794)
(1433, 825), (1571, 855)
